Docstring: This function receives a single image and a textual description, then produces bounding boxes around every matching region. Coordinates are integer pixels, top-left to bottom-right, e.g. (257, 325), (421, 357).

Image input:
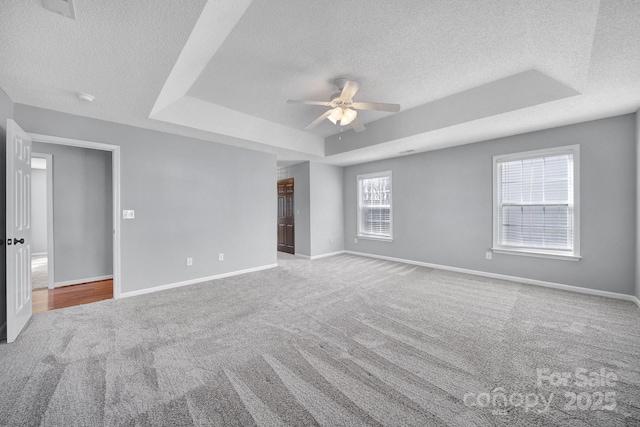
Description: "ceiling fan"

(287, 78), (401, 132)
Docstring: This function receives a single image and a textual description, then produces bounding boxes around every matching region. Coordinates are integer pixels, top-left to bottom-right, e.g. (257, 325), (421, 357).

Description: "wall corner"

(636, 109), (640, 301)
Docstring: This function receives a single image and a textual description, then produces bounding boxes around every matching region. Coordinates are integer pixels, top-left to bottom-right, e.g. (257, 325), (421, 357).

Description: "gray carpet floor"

(31, 255), (48, 290)
(1, 253), (639, 426)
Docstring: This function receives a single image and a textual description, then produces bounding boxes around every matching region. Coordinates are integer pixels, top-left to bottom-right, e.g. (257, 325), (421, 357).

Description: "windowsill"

(357, 235), (393, 242)
(491, 247), (581, 262)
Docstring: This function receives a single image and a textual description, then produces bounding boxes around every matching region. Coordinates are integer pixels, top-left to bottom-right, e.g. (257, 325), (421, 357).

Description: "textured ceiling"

(188, 0), (593, 135)
(0, 0), (207, 128)
(1, 0), (639, 166)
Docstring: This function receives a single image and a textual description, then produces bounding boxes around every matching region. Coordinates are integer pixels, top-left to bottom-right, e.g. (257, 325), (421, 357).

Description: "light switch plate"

(123, 210), (135, 219)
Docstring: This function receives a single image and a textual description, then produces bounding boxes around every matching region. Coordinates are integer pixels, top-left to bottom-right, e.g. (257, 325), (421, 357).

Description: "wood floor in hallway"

(32, 280), (113, 314)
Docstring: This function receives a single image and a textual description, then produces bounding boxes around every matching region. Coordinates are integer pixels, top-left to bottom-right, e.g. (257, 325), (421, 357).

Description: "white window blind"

(494, 146), (579, 258)
(358, 172), (392, 239)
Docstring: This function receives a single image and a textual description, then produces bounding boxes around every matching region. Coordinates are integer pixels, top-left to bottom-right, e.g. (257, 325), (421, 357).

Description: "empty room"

(1, 1), (639, 426)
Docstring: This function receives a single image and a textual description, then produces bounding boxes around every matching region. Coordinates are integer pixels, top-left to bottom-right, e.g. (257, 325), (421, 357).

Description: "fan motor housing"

(330, 92), (352, 108)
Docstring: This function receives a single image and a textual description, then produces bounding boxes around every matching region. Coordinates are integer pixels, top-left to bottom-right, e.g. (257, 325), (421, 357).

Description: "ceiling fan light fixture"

(328, 107), (342, 124)
(340, 108), (357, 126)
(289, 79), (400, 132)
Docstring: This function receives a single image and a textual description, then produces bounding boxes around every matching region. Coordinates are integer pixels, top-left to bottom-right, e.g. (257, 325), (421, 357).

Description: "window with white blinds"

(493, 145), (580, 260)
(357, 171), (392, 240)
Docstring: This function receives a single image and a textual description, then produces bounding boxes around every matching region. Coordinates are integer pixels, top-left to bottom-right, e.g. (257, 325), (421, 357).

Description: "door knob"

(13, 238), (24, 245)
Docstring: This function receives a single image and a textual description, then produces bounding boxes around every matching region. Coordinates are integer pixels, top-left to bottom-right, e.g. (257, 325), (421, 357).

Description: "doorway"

(7, 125), (121, 342)
(29, 133), (121, 300)
(30, 153), (54, 291)
(277, 178), (295, 254)
(29, 136), (119, 312)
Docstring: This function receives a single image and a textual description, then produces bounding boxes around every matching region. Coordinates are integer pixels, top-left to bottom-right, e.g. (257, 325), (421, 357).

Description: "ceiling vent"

(42, 0), (76, 19)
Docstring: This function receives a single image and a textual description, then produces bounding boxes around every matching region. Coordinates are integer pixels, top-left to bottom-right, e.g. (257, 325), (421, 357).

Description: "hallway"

(32, 280), (113, 313)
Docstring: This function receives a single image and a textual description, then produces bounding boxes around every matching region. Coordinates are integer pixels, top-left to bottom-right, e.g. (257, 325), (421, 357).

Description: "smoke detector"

(42, 0), (76, 20)
(76, 93), (94, 102)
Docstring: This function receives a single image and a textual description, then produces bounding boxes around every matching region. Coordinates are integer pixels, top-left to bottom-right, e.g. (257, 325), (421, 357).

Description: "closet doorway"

(277, 178), (295, 254)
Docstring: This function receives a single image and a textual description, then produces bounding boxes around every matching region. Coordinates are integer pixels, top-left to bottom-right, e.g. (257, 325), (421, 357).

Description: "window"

(357, 171), (392, 240)
(493, 145), (580, 260)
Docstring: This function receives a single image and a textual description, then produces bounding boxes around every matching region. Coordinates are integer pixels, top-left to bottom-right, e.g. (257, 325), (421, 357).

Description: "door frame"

(30, 152), (55, 289)
(29, 133), (122, 298)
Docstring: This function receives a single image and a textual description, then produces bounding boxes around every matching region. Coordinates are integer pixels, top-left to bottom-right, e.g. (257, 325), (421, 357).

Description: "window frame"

(492, 145), (581, 261)
(357, 171), (393, 242)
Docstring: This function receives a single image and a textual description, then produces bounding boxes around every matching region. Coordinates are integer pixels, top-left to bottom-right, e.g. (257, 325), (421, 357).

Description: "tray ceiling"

(1, 0), (639, 165)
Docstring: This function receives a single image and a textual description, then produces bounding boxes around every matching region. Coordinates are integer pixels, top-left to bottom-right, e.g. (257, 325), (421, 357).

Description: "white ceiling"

(1, 0), (639, 166)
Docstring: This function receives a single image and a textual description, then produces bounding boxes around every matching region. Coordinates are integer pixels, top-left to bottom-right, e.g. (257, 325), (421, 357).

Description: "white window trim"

(357, 171), (393, 241)
(492, 145), (581, 261)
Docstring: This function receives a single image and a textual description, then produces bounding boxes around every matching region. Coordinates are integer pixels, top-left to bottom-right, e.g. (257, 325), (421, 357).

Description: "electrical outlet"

(354, 237), (358, 244)
(186, 257), (193, 266)
(218, 253), (224, 261)
(122, 210), (135, 219)
(485, 251), (492, 260)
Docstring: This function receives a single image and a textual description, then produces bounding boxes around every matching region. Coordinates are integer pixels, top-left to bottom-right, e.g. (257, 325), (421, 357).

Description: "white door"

(6, 119), (32, 343)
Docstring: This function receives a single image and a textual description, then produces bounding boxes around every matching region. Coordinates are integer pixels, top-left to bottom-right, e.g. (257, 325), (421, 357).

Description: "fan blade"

(287, 100), (331, 106)
(351, 117), (365, 132)
(305, 110), (333, 129)
(352, 102), (401, 112)
(340, 80), (360, 100)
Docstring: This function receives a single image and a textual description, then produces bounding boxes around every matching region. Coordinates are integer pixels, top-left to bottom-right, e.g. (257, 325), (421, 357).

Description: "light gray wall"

(16, 105), (276, 294)
(344, 114), (637, 296)
(0, 87), (13, 340)
(31, 142), (112, 283)
(309, 162), (344, 257)
(277, 162), (310, 256)
(30, 168), (47, 254)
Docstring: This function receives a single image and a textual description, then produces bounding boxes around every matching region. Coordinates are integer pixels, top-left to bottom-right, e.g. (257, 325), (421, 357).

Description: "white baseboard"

(119, 264), (278, 299)
(32, 252), (47, 256)
(310, 250), (346, 260)
(0, 321), (6, 341)
(54, 275), (114, 288)
(346, 251), (640, 306)
(295, 251), (346, 260)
